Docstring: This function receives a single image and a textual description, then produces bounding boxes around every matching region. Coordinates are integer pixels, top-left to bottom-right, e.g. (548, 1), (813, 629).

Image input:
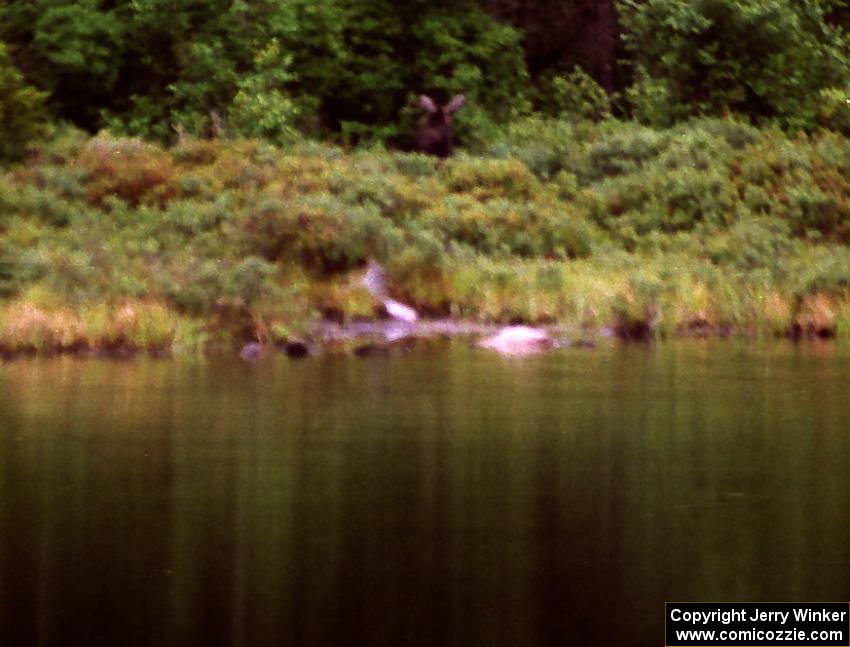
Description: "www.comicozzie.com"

(666, 603), (850, 646)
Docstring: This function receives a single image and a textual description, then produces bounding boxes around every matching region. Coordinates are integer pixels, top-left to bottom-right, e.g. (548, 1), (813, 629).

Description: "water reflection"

(1, 343), (849, 646)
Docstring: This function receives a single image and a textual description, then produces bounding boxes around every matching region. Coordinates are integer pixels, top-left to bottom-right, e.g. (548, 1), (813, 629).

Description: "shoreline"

(0, 315), (842, 363)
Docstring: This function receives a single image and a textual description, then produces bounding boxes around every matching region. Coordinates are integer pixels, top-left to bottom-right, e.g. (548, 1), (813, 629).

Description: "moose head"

(413, 93), (466, 158)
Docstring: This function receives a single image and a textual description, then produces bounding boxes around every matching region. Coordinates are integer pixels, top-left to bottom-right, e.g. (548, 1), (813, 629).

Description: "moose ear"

(445, 94), (466, 114)
(418, 95), (438, 113)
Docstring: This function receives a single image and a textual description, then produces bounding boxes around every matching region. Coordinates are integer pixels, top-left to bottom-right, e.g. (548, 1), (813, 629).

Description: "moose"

(412, 94), (466, 158)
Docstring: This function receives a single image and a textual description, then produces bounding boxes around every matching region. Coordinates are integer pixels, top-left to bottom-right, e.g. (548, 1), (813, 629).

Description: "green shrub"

(785, 185), (850, 240)
(228, 40), (302, 145)
(445, 157), (540, 200)
(0, 242), (45, 296)
(658, 165), (737, 231)
(240, 194), (400, 274)
(483, 117), (581, 179)
(0, 184), (80, 227)
(325, 161), (439, 222)
(535, 66), (612, 122)
(222, 256), (279, 305)
(816, 86), (850, 134)
(582, 122), (667, 180)
(31, 126), (89, 164)
(624, 68), (689, 129)
(704, 217), (797, 272)
(0, 41), (50, 158)
(790, 246), (850, 296)
(75, 135), (175, 206)
(424, 195), (596, 260)
(683, 117), (761, 150)
(157, 257), (228, 314)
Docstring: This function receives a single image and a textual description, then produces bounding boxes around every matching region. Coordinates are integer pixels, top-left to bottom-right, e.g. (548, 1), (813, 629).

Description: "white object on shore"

(384, 299), (418, 323)
(478, 326), (553, 356)
(363, 261), (419, 323)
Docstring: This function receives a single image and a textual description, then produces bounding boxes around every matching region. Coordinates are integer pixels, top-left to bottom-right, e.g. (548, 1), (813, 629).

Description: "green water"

(1, 342), (849, 646)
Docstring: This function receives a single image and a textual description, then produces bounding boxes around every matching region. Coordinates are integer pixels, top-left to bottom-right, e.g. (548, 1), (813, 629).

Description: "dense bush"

(4, 118), (850, 351)
(533, 67), (613, 122)
(618, 0), (850, 130)
(0, 42), (50, 159)
(240, 195), (399, 273)
(482, 117), (584, 179)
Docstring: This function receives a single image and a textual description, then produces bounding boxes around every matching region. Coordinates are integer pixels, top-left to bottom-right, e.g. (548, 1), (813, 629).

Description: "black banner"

(666, 603), (850, 646)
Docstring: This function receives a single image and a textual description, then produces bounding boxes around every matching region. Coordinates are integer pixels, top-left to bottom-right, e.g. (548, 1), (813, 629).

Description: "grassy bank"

(2, 117), (850, 357)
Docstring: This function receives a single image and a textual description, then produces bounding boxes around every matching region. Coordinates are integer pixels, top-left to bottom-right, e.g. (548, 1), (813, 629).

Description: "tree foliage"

(618, 0), (850, 129)
(3, 0), (850, 144)
(0, 42), (50, 159)
(0, 0), (528, 143)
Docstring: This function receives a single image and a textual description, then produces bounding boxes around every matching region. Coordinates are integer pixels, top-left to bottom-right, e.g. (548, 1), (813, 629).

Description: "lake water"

(2, 342), (850, 646)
